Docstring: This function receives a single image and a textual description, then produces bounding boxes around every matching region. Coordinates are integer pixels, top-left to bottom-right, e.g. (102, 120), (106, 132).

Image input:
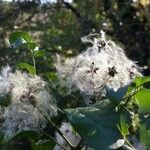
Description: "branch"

(35, 106), (76, 149)
(61, 0), (81, 19)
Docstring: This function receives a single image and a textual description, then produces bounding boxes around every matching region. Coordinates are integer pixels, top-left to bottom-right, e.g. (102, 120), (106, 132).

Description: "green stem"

(32, 54), (36, 72)
(124, 136), (136, 150)
(29, 47), (36, 74)
(38, 125), (67, 150)
(31, 49), (36, 73)
(117, 86), (142, 111)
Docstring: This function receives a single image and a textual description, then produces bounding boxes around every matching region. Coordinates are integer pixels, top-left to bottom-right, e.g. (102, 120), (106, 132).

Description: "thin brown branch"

(61, 0), (81, 19)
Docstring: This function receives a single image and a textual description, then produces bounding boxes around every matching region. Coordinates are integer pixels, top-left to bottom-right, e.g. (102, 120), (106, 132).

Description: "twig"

(75, 139), (84, 149)
(61, 0), (81, 19)
(35, 106), (76, 149)
(37, 125), (67, 150)
(117, 85), (142, 111)
(30, 48), (36, 74)
(124, 136), (136, 150)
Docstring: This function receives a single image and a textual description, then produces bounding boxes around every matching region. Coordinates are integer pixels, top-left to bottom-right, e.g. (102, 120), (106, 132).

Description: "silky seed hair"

(0, 66), (57, 139)
(56, 30), (141, 105)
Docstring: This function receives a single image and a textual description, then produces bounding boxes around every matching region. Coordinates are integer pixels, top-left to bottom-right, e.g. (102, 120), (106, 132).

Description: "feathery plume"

(56, 30), (141, 104)
(0, 66), (57, 139)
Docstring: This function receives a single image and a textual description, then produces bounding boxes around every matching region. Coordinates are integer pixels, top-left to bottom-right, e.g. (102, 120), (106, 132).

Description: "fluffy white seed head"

(56, 30), (141, 104)
(0, 66), (57, 139)
(0, 66), (12, 96)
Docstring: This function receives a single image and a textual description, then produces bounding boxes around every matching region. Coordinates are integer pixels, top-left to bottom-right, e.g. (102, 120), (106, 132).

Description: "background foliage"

(0, 0), (150, 150)
(0, 0), (150, 74)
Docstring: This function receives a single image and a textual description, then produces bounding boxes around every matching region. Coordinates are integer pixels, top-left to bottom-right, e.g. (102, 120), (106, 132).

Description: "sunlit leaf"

(127, 76), (150, 94)
(9, 31), (32, 46)
(45, 72), (58, 83)
(18, 63), (36, 75)
(11, 38), (27, 49)
(34, 50), (45, 58)
(140, 124), (150, 149)
(9, 32), (37, 50)
(135, 88), (150, 113)
(134, 76), (150, 87)
(26, 42), (37, 50)
(117, 115), (130, 137)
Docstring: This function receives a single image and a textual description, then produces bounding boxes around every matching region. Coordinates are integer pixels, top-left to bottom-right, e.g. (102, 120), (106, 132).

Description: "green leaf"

(45, 72), (58, 83)
(117, 115), (130, 137)
(18, 63), (36, 75)
(34, 50), (45, 58)
(35, 139), (56, 150)
(9, 32), (37, 50)
(13, 41), (37, 50)
(9, 31), (32, 46)
(141, 115), (150, 129)
(134, 76), (150, 87)
(3, 131), (39, 150)
(3, 131), (56, 150)
(0, 93), (11, 106)
(13, 131), (39, 142)
(26, 42), (37, 50)
(11, 38), (27, 49)
(127, 76), (150, 94)
(140, 124), (150, 149)
(106, 85), (128, 105)
(65, 100), (124, 150)
(135, 88), (150, 113)
(0, 132), (4, 148)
